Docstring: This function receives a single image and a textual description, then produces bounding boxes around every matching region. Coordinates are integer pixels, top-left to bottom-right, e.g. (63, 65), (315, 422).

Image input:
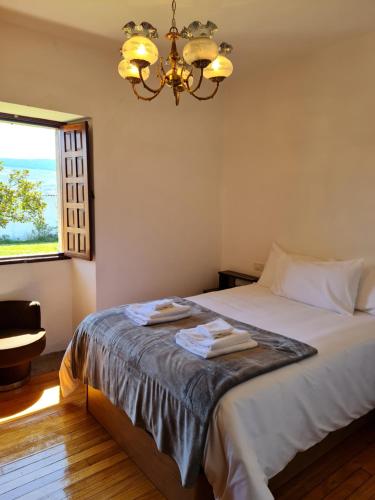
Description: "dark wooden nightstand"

(218, 270), (258, 290)
(203, 270), (258, 293)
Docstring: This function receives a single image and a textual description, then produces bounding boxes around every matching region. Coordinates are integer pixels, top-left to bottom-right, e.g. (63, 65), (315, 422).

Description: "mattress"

(189, 284), (375, 500)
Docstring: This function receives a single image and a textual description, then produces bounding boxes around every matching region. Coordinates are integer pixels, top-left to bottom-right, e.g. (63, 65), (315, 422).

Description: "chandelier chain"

(171, 0), (177, 28)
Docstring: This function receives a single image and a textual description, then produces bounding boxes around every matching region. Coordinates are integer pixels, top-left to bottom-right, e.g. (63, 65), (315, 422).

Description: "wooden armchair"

(0, 301), (46, 391)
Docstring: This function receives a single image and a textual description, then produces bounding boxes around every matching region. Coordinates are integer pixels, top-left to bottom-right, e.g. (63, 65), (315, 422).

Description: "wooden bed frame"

(87, 385), (374, 499)
(87, 385), (214, 500)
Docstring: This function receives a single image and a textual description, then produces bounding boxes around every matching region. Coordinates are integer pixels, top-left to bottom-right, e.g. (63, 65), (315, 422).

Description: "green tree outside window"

(0, 161), (46, 229)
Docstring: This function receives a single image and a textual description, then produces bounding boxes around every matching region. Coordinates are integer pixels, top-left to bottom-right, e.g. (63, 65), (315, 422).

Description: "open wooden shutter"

(59, 122), (92, 260)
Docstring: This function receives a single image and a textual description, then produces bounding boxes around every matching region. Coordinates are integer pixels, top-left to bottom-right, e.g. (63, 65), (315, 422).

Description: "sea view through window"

(0, 120), (59, 258)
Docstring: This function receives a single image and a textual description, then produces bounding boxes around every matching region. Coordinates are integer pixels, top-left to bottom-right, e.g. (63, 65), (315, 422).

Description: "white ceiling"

(0, 0), (374, 61)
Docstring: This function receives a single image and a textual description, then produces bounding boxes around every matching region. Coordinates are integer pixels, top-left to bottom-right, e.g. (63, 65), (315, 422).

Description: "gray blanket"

(70, 298), (317, 487)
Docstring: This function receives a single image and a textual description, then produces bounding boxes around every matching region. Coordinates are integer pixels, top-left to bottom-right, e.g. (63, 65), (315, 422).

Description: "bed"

(60, 283), (375, 499)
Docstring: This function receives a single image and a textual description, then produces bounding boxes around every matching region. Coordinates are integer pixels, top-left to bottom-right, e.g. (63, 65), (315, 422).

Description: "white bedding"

(189, 284), (375, 500)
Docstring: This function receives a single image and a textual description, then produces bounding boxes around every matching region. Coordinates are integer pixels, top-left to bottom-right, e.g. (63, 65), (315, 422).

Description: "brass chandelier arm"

(189, 81), (220, 101)
(138, 64), (166, 94)
(159, 58), (167, 79)
(182, 67), (204, 94)
(190, 69), (204, 94)
(182, 67), (220, 100)
(131, 83), (164, 101)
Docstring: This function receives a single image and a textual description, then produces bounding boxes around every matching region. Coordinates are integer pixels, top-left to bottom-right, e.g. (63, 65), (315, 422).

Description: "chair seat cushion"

(0, 329), (46, 367)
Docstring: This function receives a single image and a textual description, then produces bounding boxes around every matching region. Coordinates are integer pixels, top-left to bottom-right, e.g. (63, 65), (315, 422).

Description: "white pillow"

(356, 266), (375, 315)
(271, 255), (364, 316)
(258, 243), (318, 288)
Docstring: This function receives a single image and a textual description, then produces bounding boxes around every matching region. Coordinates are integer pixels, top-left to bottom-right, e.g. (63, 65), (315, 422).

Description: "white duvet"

(60, 284), (375, 500)
(189, 284), (375, 500)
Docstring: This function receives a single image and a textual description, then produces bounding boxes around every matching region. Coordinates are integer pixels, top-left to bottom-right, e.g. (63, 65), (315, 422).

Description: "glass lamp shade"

(183, 37), (218, 68)
(122, 35), (159, 67)
(166, 66), (193, 90)
(203, 55), (233, 82)
(118, 59), (150, 83)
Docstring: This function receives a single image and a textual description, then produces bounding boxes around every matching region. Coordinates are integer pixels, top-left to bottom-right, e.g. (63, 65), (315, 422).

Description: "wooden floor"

(0, 372), (163, 500)
(0, 372), (374, 500)
(273, 420), (375, 500)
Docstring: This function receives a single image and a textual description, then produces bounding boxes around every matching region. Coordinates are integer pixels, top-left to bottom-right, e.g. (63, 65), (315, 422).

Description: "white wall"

(72, 260), (96, 328)
(0, 258), (96, 353)
(95, 113), (222, 307)
(0, 260), (72, 352)
(220, 32), (375, 273)
(3, 12), (372, 355)
(0, 13), (223, 348)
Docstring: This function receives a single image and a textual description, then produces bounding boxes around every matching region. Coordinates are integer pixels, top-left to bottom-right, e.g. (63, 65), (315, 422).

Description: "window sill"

(0, 253), (71, 266)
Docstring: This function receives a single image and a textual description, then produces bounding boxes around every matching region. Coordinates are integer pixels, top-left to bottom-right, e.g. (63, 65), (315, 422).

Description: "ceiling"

(0, 0), (374, 62)
(0, 102), (83, 123)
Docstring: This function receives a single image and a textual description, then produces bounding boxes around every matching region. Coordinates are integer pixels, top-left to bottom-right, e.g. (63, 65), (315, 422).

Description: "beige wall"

(221, 32), (375, 273)
(0, 259), (96, 353)
(0, 261), (73, 353)
(2, 13), (373, 354)
(0, 15), (222, 348)
(71, 260), (96, 328)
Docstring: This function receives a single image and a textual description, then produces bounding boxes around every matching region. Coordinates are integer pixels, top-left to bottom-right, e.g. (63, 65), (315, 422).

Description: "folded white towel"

(127, 301), (190, 320)
(177, 327), (252, 350)
(195, 318), (234, 339)
(138, 299), (174, 313)
(175, 334), (258, 359)
(176, 317), (258, 358)
(126, 306), (191, 326)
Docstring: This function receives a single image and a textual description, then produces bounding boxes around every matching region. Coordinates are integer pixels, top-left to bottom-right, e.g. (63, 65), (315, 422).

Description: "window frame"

(0, 113), (63, 129)
(0, 253), (70, 266)
(0, 112), (92, 264)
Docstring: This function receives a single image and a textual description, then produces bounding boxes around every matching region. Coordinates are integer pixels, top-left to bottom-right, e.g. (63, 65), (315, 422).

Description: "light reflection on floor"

(0, 385), (61, 424)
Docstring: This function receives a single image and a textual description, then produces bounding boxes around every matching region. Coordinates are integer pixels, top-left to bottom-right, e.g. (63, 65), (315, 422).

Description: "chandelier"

(118, 0), (234, 106)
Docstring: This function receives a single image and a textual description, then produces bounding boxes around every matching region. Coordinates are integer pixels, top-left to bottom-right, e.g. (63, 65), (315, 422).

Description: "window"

(0, 115), (92, 262)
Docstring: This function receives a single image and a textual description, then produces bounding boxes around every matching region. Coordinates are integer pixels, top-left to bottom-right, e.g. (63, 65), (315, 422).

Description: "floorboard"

(0, 372), (161, 500)
(272, 416), (375, 499)
(0, 371), (373, 499)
